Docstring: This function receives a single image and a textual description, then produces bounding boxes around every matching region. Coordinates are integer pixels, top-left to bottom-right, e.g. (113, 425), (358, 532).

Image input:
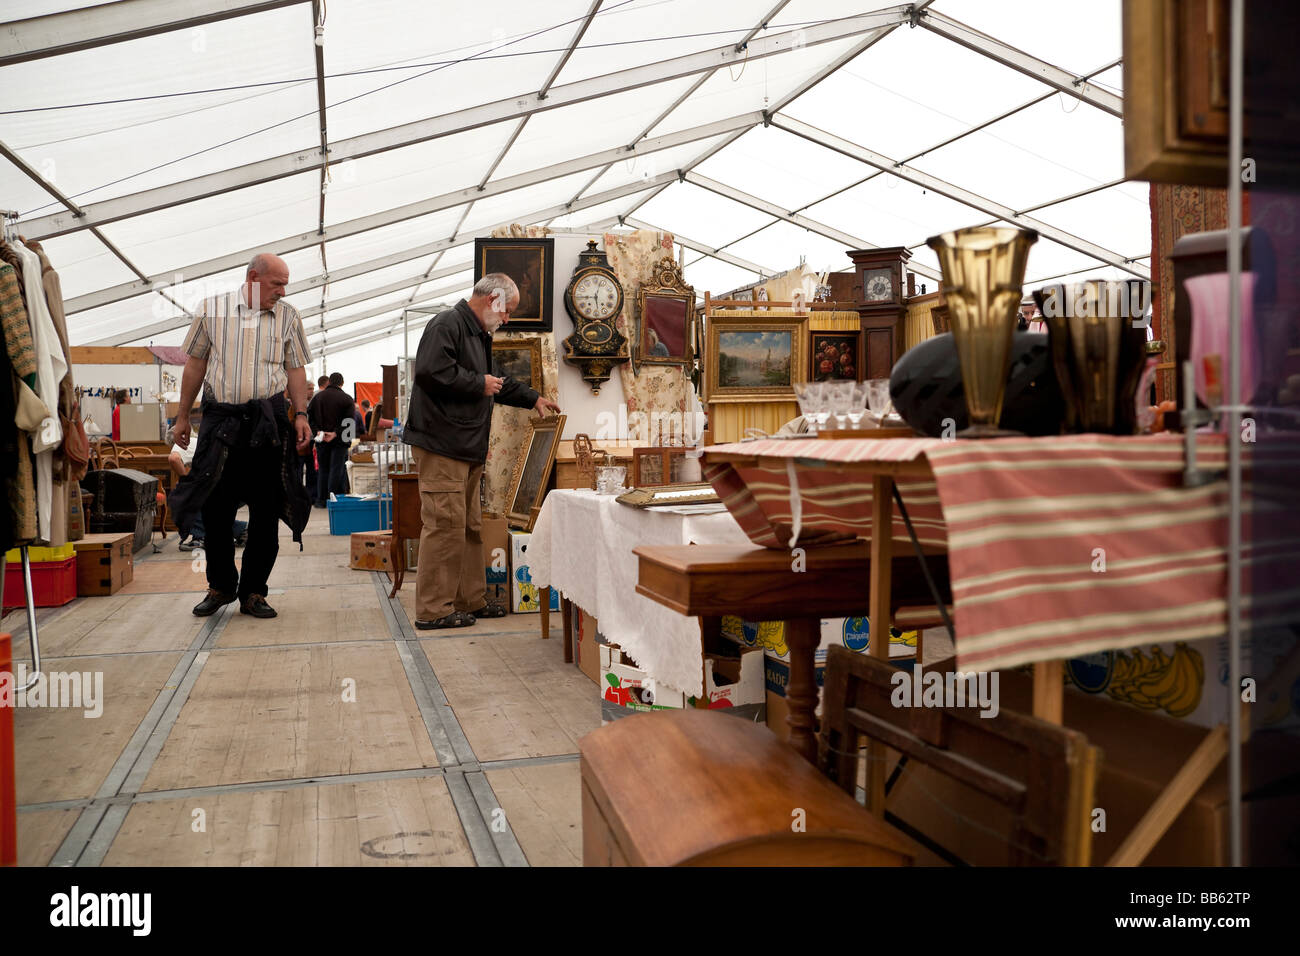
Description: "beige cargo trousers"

(412, 446), (486, 621)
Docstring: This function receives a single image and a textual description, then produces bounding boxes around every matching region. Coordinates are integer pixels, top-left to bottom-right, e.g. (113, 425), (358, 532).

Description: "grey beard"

(482, 313), (505, 333)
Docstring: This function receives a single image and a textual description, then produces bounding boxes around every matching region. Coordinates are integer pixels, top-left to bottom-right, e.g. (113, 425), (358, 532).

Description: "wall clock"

(562, 240), (629, 393)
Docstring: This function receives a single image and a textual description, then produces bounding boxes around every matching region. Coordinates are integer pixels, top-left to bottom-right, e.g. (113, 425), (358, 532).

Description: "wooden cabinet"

(847, 246), (911, 379)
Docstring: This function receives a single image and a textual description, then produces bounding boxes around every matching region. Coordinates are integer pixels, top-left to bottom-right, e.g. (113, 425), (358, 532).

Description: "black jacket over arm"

(167, 392), (312, 548)
(402, 299), (539, 464)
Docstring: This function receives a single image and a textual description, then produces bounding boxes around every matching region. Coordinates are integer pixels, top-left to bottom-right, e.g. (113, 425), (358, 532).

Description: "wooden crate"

(72, 532), (135, 597)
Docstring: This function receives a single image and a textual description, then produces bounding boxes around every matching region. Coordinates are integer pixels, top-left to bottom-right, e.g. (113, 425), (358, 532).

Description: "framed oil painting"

(705, 314), (805, 402)
(808, 331), (862, 382)
(474, 237), (554, 331)
(506, 415), (566, 531)
(635, 258), (694, 372)
(491, 336), (543, 392)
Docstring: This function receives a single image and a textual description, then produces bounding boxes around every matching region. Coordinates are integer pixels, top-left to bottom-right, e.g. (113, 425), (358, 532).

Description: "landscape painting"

(717, 330), (793, 388)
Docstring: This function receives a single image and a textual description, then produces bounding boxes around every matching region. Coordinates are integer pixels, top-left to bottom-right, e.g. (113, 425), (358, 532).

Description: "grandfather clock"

(847, 246), (911, 380)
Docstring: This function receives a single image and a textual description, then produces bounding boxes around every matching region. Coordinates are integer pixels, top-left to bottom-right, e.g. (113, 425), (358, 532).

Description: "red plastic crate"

(1, 556), (77, 611)
(1, 634), (15, 866)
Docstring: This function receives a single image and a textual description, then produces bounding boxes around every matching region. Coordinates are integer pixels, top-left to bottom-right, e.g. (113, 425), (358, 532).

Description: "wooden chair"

(580, 709), (919, 866)
(91, 437), (120, 470)
(818, 645), (1100, 866)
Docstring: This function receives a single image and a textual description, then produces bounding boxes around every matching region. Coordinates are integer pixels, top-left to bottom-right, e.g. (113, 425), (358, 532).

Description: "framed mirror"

(506, 414), (567, 531)
(635, 258), (695, 372)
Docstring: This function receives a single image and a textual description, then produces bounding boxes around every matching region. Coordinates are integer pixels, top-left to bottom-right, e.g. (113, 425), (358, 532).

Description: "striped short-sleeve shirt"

(182, 289), (312, 404)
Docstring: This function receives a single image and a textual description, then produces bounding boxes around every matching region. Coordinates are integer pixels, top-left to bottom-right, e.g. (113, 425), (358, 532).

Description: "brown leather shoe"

(239, 594), (277, 618)
(193, 589), (236, 616)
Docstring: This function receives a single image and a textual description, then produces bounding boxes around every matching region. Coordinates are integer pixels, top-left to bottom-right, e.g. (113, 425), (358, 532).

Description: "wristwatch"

(295, 411), (308, 419)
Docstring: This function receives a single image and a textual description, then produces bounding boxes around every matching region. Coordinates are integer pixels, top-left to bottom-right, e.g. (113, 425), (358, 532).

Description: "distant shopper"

(168, 252), (313, 620)
(309, 371), (355, 507)
(110, 389), (129, 441)
(403, 273), (560, 629)
(361, 399), (374, 433)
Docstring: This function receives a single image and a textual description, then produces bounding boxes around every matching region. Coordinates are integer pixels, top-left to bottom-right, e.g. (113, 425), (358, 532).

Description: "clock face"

(573, 272), (621, 319)
(864, 269), (893, 303)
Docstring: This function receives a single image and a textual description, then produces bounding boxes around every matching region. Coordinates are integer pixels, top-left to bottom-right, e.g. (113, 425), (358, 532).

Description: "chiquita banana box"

(1066, 630), (1299, 730)
(719, 615), (919, 661)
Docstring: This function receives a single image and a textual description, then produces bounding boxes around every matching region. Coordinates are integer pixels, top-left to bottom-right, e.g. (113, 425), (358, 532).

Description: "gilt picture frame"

(491, 336), (544, 392)
(635, 258), (695, 372)
(705, 313), (805, 403)
(505, 414), (566, 531)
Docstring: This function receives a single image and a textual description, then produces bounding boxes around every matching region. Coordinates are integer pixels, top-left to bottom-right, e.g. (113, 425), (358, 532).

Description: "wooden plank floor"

(422, 634), (599, 762)
(485, 762), (583, 866)
(103, 777), (475, 866)
(5, 512), (600, 866)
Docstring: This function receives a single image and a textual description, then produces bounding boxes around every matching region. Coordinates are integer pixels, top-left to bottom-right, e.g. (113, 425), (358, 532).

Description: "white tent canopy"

(2, 0), (1148, 379)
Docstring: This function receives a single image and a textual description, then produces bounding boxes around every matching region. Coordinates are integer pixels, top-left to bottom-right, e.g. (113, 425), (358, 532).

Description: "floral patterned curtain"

(604, 229), (690, 443)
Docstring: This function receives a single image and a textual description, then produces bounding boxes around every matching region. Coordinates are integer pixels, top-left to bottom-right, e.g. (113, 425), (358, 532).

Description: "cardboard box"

(71, 532), (134, 597)
(349, 530), (393, 571)
(483, 515), (510, 606)
(508, 529), (559, 613)
(599, 643), (686, 723)
(766, 690), (791, 741)
(119, 402), (163, 441)
(1066, 632), (1300, 730)
(696, 647), (765, 723)
(721, 615), (919, 661)
(576, 608), (604, 684)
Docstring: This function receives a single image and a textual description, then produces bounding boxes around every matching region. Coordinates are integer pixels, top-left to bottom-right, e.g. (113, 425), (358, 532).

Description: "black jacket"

(403, 300), (539, 463)
(308, 384), (355, 443)
(168, 392), (312, 548)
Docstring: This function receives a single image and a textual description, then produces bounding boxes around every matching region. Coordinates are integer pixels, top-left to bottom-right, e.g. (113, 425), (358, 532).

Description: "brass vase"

(1034, 280), (1149, 434)
(926, 227), (1039, 437)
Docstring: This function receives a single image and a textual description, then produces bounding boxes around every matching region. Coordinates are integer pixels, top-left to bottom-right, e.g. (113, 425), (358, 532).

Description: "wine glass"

(845, 381), (869, 428)
(865, 379), (892, 425)
(794, 382), (827, 435)
(827, 381), (854, 430)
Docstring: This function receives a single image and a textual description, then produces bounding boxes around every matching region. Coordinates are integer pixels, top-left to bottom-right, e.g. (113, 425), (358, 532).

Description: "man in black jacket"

(404, 273), (560, 629)
(309, 371), (356, 507)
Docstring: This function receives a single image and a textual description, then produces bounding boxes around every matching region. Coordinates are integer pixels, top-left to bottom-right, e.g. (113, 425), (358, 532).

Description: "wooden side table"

(387, 471), (421, 597)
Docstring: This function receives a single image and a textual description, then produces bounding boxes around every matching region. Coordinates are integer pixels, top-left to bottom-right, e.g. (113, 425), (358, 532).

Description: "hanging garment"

(0, 242), (27, 314)
(1, 261), (37, 543)
(9, 240), (66, 545)
(0, 261), (35, 381)
(25, 238), (79, 544)
(0, 288), (18, 553)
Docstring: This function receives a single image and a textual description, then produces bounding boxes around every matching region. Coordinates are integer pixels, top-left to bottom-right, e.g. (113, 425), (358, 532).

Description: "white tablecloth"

(528, 489), (751, 698)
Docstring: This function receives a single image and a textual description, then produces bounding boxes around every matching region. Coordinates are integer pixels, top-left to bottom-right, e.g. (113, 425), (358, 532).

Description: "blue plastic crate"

(327, 494), (392, 535)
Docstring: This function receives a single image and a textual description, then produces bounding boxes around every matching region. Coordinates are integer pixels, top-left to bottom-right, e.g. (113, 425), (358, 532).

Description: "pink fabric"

(699, 434), (1289, 672)
(1185, 271), (1258, 404)
(148, 345), (191, 366)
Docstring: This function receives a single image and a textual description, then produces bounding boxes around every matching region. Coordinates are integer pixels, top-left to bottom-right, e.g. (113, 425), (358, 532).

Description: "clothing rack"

(1, 208), (43, 692)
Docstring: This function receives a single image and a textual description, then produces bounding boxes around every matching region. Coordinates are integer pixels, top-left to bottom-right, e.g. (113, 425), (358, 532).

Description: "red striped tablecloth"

(702, 434), (1294, 672)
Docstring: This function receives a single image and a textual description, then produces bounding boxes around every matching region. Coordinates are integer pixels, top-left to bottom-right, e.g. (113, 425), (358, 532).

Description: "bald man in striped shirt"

(169, 253), (314, 619)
